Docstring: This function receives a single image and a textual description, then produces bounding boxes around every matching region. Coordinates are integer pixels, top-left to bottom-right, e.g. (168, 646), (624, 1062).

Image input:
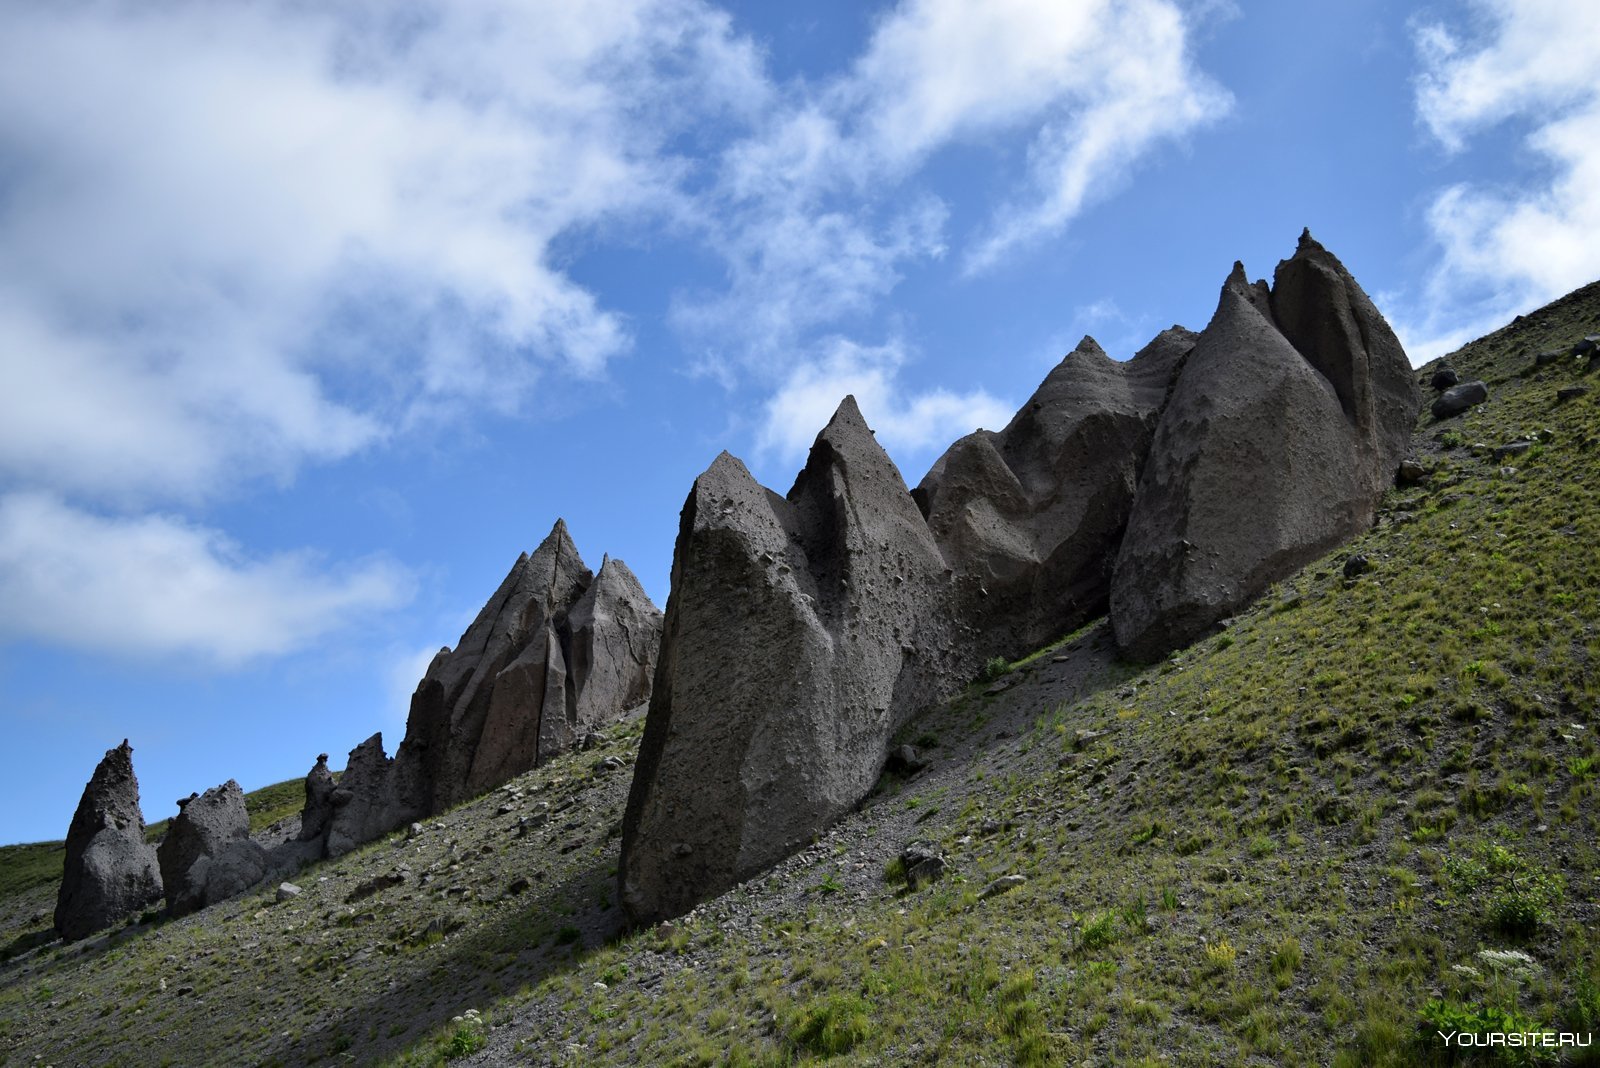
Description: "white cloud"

(1407, 0), (1600, 358)
(757, 338), (1012, 464)
(0, 494), (412, 667)
(0, 0), (764, 503)
(676, 0), (1227, 377)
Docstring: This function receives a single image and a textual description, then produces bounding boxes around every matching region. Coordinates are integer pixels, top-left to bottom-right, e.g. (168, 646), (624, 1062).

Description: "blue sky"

(2, 0), (1595, 845)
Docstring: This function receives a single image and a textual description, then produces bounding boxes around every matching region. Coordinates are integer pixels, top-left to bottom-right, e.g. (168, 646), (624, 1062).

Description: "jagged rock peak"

(913, 329), (1190, 658)
(157, 779), (256, 918)
(621, 396), (967, 925)
(54, 740), (162, 941)
(1110, 231), (1419, 661)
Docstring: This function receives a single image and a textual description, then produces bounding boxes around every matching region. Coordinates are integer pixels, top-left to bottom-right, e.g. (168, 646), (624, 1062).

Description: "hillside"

(2, 283), (1599, 1066)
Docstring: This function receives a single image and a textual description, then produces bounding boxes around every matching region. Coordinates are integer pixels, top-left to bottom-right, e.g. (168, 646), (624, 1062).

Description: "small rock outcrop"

(1110, 232), (1419, 660)
(156, 780), (262, 917)
(621, 398), (970, 924)
(912, 331), (1190, 658)
(54, 741), (162, 941)
(324, 734), (400, 859)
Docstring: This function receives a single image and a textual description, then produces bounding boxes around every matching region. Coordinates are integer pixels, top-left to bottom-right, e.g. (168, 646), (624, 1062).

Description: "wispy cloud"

(757, 337), (1012, 466)
(0, 494), (411, 667)
(1405, 0), (1600, 360)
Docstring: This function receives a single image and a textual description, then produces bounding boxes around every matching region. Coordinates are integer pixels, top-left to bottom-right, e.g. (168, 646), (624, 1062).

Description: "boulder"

(621, 398), (969, 924)
(157, 780), (250, 917)
(1430, 367), (1461, 390)
(1111, 233), (1418, 660)
(912, 331), (1190, 658)
(1431, 381), (1488, 420)
(54, 741), (163, 941)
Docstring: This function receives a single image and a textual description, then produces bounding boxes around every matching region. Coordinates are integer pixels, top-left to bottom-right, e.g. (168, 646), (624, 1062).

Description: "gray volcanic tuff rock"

(913, 331), (1191, 658)
(622, 398), (970, 925)
(325, 734), (400, 859)
(1111, 233), (1419, 661)
(157, 780), (251, 917)
(1269, 230), (1419, 499)
(291, 521), (660, 863)
(297, 753), (334, 843)
(54, 740), (163, 941)
(1432, 380), (1489, 420)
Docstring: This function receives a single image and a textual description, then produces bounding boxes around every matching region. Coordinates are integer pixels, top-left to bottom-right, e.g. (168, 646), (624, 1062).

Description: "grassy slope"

(1, 286), (1597, 1067)
(407, 284), (1600, 1066)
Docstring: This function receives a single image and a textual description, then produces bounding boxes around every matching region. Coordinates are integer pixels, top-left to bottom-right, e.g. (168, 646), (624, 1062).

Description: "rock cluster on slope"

(621, 398), (972, 924)
(54, 741), (163, 941)
(1111, 233), (1420, 659)
(913, 331), (1191, 658)
(294, 520), (661, 860)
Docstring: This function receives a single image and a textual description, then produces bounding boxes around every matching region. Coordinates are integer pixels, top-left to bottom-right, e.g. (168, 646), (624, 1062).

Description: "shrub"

(789, 994), (872, 1056)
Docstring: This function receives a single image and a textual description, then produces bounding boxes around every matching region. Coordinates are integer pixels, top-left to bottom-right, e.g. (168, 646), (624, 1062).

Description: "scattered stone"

(1343, 554), (1370, 579)
(1074, 729), (1107, 748)
(1431, 381), (1489, 420)
(981, 874), (1027, 899)
(346, 872), (406, 903)
(1396, 459), (1427, 484)
(592, 756), (624, 774)
(276, 883), (302, 902)
(885, 745), (929, 775)
(507, 877), (532, 896)
(1557, 386), (1589, 403)
(1572, 335), (1600, 357)
(1430, 366), (1460, 390)
(407, 822), (423, 840)
(54, 741), (163, 941)
(899, 844), (947, 891)
(1534, 350), (1564, 367)
(1493, 441), (1532, 461)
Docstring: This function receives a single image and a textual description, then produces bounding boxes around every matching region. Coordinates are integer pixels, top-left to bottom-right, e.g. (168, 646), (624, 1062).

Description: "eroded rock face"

(54, 741), (163, 941)
(296, 521), (660, 862)
(157, 780), (251, 917)
(1110, 233), (1419, 660)
(621, 397), (969, 925)
(913, 331), (1191, 658)
(325, 734), (399, 859)
(297, 754), (334, 843)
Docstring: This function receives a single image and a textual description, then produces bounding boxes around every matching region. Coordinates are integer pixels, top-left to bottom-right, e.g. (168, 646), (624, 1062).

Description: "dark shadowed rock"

(325, 734), (399, 858)
(296, 754), (334, 843)
(1112, 237), (1417, 661)
(536, 557), (662, 762)
(1432, 381), (1489, 420)
(54, 741), (162, 941)
(1270, 230), (1419, 497)
(1430, 367), (1461, 390)
(157, 780), (250, 917)
(913, 331), (1190, 658)
(621, 398), (968, 925)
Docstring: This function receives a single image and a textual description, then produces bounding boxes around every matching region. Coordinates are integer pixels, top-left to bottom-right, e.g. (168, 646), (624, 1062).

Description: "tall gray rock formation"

(1110, 233), (1419, 660)
(54, 741), (163, 941)
(157, 780), (263, 917)
(292, 521), (660, 862)
(913, 331), (1192, 658)
(621, 397), (970, 925)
